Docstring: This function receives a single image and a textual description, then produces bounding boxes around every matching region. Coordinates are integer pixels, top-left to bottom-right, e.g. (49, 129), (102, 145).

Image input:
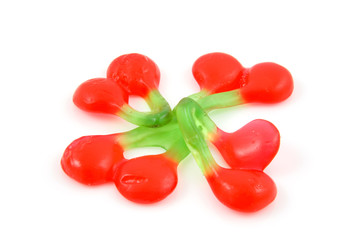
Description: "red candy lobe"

(61, 134), (124, 185)
(107, 53), (160, 97)
(73, 78), (128, 115)
(241, 62), (294, 103)
(113, 155), (178, 204)
(207, 168), (277, 212)
(213, 119), (280, 171)
(192, 52), (245, 94)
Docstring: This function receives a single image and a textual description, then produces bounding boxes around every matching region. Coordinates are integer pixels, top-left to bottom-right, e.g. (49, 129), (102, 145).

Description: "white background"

(1, 0), (359, 239)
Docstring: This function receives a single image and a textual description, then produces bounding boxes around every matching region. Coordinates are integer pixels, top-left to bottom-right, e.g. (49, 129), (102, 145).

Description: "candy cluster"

(61, 53), (293, 212)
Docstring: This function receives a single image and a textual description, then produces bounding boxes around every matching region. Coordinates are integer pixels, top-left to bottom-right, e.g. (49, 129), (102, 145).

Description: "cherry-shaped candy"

(61, 134), (124, 185)
(193, 53), (294, 111)
(107, 53), (160, 98)
(73, 76), (170, 127)
(192, 52), (245, 94)
(73, 53), (172, 127)
(240, 62), (294, 104)
(176, 98), (277, 212)
(73, 78), (127, 115)
(213, 119), (280, 171)
(207, 168), (277, 212)
(113, 154), (178, 204)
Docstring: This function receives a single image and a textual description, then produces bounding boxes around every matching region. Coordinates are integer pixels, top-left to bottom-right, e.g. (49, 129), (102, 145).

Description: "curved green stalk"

(118, 116), (191, 164)
(118, 90), (172, 127)
(118, 90), (240, 167)
(164, 137), (190, 163)
(176, 98), (218, 175)
(118, 116), (179, 150)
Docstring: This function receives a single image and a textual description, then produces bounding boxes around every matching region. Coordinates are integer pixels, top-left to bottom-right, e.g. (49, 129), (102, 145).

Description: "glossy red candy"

(240, 62), (294, 103)
(113, 154), (178, 204)
(207, 168), (277, 212)
(192, 53), (293, 105)
(175, 98), (278, 212)
(61, 134), (124, 185)
(73, 78), (128, 115)
(192, 52), (245, 94)
(107, 53), (160, 97)
(213, 119), (280, 171)
(62, 52), (291, 212)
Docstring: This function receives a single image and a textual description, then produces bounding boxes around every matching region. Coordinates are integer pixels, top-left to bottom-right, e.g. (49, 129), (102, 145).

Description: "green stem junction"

(118, 90), (172, 127)
(175, 98), (219, 175)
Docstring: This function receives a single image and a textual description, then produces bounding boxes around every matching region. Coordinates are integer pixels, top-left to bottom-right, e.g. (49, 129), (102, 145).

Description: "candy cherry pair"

(176, 98), (279, 212)
(61, 121), (185, 204)
(61, 134), (181, 204)
(73, 54), (171, 127)
(192, 52), (294, 111)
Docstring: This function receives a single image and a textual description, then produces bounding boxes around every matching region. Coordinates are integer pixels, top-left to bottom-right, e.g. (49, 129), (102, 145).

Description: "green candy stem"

(164, 137), (190, 163)
(176, 97), (219, 175)
(118, 116), (179, 150)
(187, 90), (209, 101)
(117, 116), (190, 164)
(197, 89), (244, 111)
(118, 89), (172, 127)
(118, 88), (241, 165)
(188, 89), (244, 112)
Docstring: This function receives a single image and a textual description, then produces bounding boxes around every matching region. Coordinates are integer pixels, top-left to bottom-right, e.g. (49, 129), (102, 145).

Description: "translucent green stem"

(119, 117), (179, 150)
(176, 98), (218, 175)
(196, 89), (243, 112)
(118, 90), (172, 127)
(118, 116), (190, 164)
(164, 137), (190, 163)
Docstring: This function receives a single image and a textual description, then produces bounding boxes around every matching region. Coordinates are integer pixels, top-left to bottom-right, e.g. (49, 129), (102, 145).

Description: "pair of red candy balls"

(193, 52), (293, 103)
